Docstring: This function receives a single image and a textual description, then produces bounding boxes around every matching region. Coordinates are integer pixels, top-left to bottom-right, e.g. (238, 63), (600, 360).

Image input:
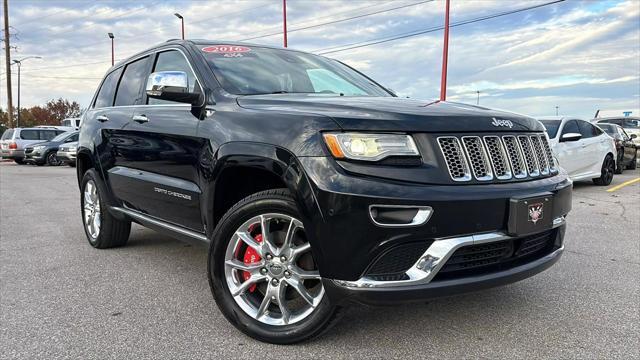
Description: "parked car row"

(0, 127), (78, 167)
(538, 117), (637, 185)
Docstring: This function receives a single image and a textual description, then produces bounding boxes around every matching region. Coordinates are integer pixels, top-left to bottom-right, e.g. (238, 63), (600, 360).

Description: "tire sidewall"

(80, 169), (107, 247)
(208, 193), (335, 344)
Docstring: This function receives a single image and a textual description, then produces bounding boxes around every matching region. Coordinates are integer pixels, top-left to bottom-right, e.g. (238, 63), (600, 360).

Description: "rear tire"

(627, 153), (637, 170)
(80, 169), (131, 248)
(614, 152), (624, 174)
(593, 154), (615, 186)
(208, 189), (340, 344)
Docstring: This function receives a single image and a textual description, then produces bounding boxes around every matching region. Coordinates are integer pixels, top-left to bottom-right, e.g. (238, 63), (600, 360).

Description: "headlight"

(323, 133), (419, 161)
(69, 147), (77, 152)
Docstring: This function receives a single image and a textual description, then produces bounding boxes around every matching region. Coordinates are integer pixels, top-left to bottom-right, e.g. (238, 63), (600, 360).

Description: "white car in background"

(538, 117), (617, 185)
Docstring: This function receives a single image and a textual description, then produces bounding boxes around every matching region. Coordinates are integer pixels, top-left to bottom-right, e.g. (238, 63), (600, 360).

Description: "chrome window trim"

(92, 47), (204, 110)
(332, 216), (565, 289)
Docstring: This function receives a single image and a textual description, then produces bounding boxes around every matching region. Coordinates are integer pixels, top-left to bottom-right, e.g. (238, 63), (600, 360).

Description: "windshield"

(202, 45), (391, 97)
(539, 120), (561, 138)
(51, 131), (74, 142)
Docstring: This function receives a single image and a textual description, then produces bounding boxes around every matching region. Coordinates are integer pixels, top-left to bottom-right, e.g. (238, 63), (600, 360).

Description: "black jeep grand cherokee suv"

(77, 40), (572, 343)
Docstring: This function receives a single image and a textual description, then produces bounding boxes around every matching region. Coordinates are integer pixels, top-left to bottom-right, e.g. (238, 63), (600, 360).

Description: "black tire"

(14, 159), (25, 165)
(593, 154), (615, 186)
(46, 151), (61, 166)
(80, 169), (131, 248)
(615, 152), (624, 174)
(208, 189), (341, 344)
(627, 153), (637, 170)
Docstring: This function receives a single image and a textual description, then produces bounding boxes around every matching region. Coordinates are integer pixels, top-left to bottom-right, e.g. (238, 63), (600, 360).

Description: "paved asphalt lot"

(1, 162), (638, 359)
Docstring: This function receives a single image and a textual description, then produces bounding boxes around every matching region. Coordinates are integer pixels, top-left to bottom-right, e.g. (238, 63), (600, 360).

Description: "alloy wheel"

(224, 213), (324, 326)
(83, 180), (101, 239)
(603, 157), (614, 183)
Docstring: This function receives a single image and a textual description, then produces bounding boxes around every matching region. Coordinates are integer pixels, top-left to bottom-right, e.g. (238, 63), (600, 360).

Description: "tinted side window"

(561, 120), (579, 136)
(19, 130), (39, 140)
(578, 121), (600, 138)
(94, 68), (122, 108)
(115, 57), (150, 106)
(148, 50), (200, 105)
(68, 133), (79, 142)
(40, 130), (58, 140)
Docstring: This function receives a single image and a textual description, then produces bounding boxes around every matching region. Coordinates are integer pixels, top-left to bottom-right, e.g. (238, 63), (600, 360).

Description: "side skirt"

(111, 206), (209, 245)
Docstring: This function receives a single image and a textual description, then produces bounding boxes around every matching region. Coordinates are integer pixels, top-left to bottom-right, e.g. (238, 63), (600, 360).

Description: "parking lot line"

(606, 177), (640, 192)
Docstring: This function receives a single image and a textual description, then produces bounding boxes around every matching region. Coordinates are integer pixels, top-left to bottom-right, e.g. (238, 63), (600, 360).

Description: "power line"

(316, 0), (565, 55)
(238, 0), (435, 42)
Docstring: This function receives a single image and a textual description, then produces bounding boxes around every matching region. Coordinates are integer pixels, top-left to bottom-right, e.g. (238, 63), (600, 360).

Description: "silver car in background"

(0, 127), (67, 164)
(57, 141), (78, 167)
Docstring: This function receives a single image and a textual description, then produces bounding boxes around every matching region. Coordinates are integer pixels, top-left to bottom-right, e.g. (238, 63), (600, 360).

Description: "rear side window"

(95, 68), (123, 108)
(115, 57), (150, 106)
(561, 120), (579, 136)
(1, 129), (14, 140)
(19, 130), (39, 140)
(148, 50), (200, 105)
(578, 120), (601, 138)
(599, 119), (622, 126)
(40, 130), (58, 140)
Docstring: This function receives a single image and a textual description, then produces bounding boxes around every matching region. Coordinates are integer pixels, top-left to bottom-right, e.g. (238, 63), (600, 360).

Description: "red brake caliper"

(241, 224), (262, 292)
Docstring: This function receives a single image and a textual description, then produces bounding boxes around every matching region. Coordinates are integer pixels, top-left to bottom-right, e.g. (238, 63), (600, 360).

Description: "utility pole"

(476, 90), (480, 105)
(3, 0), (13, 126)
(283, 0), (288, 47)
(439, 0), (450, 101)
(555, 106), (559, 116)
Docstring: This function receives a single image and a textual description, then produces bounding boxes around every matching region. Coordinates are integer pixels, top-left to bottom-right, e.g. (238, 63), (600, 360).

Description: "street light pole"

(476, 90), (480, 105)
(174, 13), (184, 39)
(12, 56), (42, 128)
(108, 33), (114, 66)
(555, 106), (559, 116)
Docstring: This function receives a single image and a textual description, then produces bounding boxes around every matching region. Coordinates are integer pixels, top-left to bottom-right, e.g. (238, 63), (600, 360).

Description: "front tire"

(80, 169), (131, 248)
(593, 154), (615, 186)
(46, 151), (61, 166)
(208, 189), (340, 344)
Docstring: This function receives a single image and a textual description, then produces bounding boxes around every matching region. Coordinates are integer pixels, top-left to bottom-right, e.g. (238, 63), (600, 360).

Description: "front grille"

(438, 133), (555, 182)
(433, 230), (557, 281)
(365, 241), (432, 280)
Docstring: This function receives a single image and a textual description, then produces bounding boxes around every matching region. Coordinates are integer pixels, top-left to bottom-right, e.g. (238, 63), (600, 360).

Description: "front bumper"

(57, 150), (76, 163)
(0, 149), (25, 160)
(297, 157), (572, 302)
(24, 150), (46, 163)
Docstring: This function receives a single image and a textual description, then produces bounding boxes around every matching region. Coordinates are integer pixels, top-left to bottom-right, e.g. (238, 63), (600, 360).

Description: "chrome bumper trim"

(368, 205), (433, 227)
(333, 216), (566, 289)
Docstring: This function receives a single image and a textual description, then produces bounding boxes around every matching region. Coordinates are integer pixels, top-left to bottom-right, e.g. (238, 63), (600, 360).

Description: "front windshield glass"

(202, 45), (391, 97)
(52, 132), (73, 142)
(539, 120), (561, 138)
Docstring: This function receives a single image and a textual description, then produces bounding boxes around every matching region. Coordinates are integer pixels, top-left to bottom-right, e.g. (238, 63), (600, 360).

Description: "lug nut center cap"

(268, 263), (284, 277)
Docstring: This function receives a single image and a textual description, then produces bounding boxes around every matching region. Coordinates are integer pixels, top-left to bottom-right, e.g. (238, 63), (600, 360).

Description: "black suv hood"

(237, 95), (542, 132)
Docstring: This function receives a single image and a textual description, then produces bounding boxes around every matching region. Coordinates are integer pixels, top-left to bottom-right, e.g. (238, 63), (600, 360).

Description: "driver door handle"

(132, 115), (149, 124)
(96, 115), (109, 123)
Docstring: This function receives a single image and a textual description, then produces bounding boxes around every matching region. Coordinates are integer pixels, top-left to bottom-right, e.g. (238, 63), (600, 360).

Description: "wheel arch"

(205, 142), (326, 263)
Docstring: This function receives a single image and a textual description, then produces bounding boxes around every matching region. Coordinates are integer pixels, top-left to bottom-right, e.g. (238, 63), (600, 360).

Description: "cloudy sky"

(1, 0), (638, 118)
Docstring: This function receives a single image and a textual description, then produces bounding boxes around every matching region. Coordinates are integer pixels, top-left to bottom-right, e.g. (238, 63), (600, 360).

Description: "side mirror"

(631, 134), (637, 139)
(146, 71), (202, 105)
(560, 132), (582, 142)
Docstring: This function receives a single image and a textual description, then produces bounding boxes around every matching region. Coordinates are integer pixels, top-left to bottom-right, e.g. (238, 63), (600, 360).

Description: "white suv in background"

(0, 127), (68, 164)
(538, 117), (617, 185)
(592, 117), (640, 146)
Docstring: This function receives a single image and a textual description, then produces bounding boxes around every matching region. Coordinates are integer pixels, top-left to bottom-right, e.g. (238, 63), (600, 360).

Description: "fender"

(202, 141), (329, 270)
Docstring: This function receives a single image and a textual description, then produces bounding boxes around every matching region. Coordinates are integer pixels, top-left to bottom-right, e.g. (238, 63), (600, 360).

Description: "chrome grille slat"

(539, 135), (557, 171)
(484, 136), (512, 180)
(530, 135), (549, 175)
(502, 136), (527, 178)
(437, 137), (472, 181)
(438, 133), (556, 182)
(461, 136), (493, 181)
(517, 135), (540, 177)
